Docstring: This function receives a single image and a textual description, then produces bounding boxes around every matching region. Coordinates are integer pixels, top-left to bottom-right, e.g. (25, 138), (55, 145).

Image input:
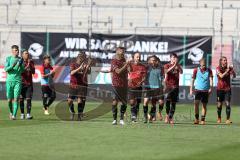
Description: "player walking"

(164, 53), (183, 124)
(128, 52), (146, 122)
(143, 55), (164, 123)
(40, 55), (56, 115)
(68, 52), (92, 121)
(111, 47), (130, 125)
(4, 45), (25, 120)
(190, 58), (213, 125)
(216, 56), (236, 124)
(19, 49), (35, 120)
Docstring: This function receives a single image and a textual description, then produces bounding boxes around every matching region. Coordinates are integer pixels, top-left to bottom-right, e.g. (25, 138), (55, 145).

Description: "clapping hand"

(12, 59), (19, 67)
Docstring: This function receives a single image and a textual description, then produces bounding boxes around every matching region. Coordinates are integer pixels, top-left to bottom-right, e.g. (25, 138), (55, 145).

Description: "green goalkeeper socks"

(8, 101), (13, 114)
(13, 101), (19, 117)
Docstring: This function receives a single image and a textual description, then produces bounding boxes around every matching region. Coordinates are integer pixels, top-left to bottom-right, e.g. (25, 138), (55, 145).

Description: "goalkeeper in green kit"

(4, 45), (25, 120)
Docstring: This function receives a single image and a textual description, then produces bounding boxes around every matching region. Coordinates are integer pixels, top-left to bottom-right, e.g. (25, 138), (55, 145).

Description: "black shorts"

(41, 85), (56, 98)
(112, 86), (128, 104)
(143, 88), (164, 100)
(195, 91), (209, 103)
(20, 84), (33, 99)
(166, 88), (179, 102)
(128, 87), (142, 100)
(217, 90), (231, 102)
(68, 85), (87, 99)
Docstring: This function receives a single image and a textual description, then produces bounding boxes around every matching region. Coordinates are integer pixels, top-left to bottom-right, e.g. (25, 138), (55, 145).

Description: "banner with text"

(21, 32), (212, 68)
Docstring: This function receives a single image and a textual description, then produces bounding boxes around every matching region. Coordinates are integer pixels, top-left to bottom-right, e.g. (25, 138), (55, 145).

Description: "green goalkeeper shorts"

(6, 81), (22, 99)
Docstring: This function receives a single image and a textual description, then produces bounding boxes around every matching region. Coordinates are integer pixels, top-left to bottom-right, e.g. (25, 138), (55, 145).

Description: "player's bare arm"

(209, 76), (213, 94)
(85, 58), (92, 74)
(70, 62), (84, 75)
(165, 62), (177, 73)
(42, 70), (54, 78)
(190, 78), (195, 96)
(218, 66), (231, 78)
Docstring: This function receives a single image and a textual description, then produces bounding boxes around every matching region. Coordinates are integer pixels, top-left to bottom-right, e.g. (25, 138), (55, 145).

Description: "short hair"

(116, 47), (125, 51)
(148, 55), (160, 64)
(21, 49), (28, 54)
(199, 58), (206, 63)
(148, 55), (158, 60)
(170, 53), (178, 58)
(11, 45), (19, 51)
(156, 56), (160, 63)
(43, 55), (51, 60)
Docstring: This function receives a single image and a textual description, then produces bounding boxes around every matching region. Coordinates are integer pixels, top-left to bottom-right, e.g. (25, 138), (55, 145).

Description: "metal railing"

(1, 0), (240, 9)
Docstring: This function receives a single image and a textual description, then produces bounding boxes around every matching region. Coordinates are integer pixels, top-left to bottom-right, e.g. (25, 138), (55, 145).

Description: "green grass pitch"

(0, 100), (239, 160)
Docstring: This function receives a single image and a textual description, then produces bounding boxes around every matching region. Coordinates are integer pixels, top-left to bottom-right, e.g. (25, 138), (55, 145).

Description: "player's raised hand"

(78, 61), (85, 69)
(12, 59), (19, 67)
(87, 58), (94, 67)
(175, 58), (179, 64)
(126, 58), (132, 64)
(228, 65), (234, 71)
(28, 59), (32, 64)
(226, 66), (230, 72)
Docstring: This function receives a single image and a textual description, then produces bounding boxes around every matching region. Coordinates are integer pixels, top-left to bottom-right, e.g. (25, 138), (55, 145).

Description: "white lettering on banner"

(65, 38), (87, 49)
(69, 51), (79, 58)
(60, 51), (167, 61)
(102, 53), (107, 59)
(108, 53), (115, 59)
(102, 40), (110, 50)
(140, 54), (170, 61)
(158, 42), (168, 53)
(95, 39), (102, 50)
(128, 41), (168, 53)
(64, 38), (168, 55)
(141, 41), (150, 52)
(133, 41), (142, 52)
(59, 51), (69, 58)
(65, 38), (77, 49)
(126, 42), (134, 52)
(80, 38), (87, 49)
(150, 42), (158, 52)
(90, 39), (95, 49)
(60, 51), (83, 58)
(157, 55), (170, 61)
(90, 52), (99, 58)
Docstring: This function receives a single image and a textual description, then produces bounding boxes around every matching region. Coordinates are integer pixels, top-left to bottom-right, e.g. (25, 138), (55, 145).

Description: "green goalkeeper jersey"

(4, 56), (25, 82)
